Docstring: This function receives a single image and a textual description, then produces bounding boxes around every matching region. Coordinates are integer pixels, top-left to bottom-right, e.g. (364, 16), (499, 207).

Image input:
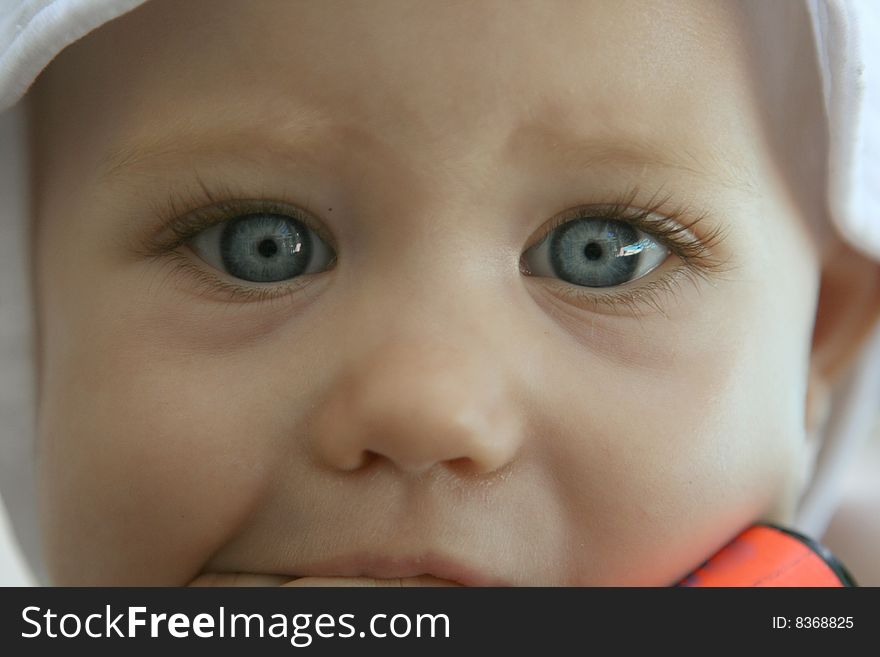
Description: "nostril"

(446, 456), (477, 472)
(353, 451), (478, 476)
(331, 449), (382, 472)
(360, 450), (381, 468)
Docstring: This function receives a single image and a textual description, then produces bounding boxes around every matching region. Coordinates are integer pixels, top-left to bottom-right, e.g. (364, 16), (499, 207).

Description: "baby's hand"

(188, 573), (462, 587)
(281, 575), (461, 587)
(187, 573), (294, 587)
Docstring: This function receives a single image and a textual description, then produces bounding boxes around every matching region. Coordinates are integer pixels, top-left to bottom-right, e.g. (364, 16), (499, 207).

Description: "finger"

(188, 572), (294, 587)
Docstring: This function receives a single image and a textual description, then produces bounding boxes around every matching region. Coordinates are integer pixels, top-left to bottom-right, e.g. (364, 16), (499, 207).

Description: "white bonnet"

(0, 0), (878, 583)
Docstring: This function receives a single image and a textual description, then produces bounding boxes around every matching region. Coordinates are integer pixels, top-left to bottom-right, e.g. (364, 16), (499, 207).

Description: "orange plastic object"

(677, 524), (855, 587)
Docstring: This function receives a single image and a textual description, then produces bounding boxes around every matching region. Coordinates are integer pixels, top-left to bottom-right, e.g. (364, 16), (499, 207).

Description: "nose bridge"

(353, 157), (512, 294)
(309, 330), (524, 476)
(339, 204), (512, 351)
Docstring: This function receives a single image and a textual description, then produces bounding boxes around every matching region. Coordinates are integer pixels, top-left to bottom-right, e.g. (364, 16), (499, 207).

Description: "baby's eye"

(521, 217), (668, 288)
(187, 212), (336, 283)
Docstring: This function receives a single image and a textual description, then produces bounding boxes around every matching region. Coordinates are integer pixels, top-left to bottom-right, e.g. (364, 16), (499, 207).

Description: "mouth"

(193, 552), (511, 587)
(286, 552), (508, 587)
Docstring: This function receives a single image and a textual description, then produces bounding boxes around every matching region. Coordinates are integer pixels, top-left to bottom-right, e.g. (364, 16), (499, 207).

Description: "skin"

(27, 0), (880, 585)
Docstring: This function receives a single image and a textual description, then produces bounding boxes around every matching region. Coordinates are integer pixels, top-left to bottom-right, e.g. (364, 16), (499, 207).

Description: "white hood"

(1, 0), (879, 584)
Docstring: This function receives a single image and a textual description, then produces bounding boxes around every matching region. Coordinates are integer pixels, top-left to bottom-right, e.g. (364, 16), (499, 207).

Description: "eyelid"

(525, 204), (688, 262)
(128, 179), (338, 304)
(160, 249), (326, 305)
(134, 176), (337, 259)
(520, 191), (738, 318)
(156, 199), (335, 256)
(520, 193), (734, 280)
(536, 265), (711, 320)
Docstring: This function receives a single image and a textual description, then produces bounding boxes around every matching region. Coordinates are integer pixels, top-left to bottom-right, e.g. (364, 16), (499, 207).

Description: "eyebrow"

(94, 111), (757, 193)
(504, 121), (757, 192)
(95, 105), (340, 183)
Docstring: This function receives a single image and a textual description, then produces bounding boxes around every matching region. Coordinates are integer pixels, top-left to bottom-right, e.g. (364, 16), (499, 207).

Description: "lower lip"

(282, 574), (465, 587)
(291, 556), (502, 587)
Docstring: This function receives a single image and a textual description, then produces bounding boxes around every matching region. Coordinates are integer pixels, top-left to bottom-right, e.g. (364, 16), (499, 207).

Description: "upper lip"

(285, 551), (511, 587)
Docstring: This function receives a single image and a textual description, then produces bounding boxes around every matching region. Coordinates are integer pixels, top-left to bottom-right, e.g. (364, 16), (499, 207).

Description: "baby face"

(29, 0), (827, 585)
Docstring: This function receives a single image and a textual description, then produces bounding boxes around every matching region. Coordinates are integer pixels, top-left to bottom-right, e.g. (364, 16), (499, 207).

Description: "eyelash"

(139, 178), (333, 305)
(139, 178), (735, 314)
(522, 187), (736, 318)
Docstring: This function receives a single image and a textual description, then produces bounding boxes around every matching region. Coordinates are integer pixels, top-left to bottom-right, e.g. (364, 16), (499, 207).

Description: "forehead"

(44, 0), (766, 188)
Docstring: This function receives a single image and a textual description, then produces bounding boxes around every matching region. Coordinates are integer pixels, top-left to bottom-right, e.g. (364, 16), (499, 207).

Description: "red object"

(677, 524), (855, 587)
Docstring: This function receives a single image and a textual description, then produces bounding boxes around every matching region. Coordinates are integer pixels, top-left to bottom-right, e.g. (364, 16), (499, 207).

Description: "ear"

(805, 238), (880, 438)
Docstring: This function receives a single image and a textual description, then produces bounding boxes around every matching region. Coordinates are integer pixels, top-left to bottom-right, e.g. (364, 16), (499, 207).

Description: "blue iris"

(219, 213), (312, 282)
(549, 219), (640, 287)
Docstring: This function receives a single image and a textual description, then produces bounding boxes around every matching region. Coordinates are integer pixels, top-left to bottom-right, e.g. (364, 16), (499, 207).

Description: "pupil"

(583, 241), (603, 261)
(258, 239), (278, 258)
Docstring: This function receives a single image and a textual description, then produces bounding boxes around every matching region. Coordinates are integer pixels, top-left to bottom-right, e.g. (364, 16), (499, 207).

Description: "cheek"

(37, 310), (285, 585)
(529, 295), (809, 584)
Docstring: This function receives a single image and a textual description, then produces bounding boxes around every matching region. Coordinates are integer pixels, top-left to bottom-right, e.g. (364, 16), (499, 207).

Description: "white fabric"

(807, 0), (880, 259)
(0, 0), (878, 584)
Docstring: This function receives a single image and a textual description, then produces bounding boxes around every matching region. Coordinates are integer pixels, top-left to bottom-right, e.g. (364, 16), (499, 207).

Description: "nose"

(309, 340), (524, 476)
